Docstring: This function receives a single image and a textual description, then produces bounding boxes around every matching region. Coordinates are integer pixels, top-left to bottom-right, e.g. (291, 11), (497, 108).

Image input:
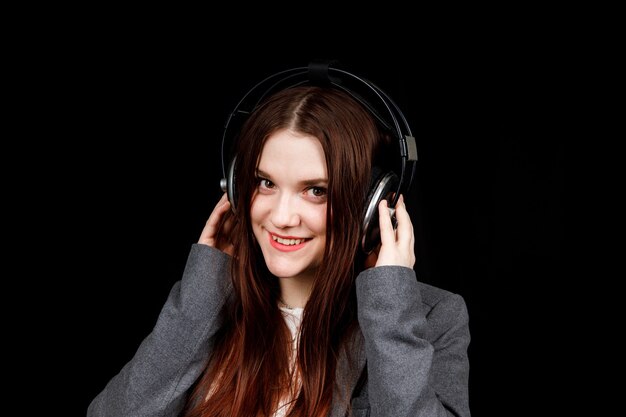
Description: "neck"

(278, 275), (313, 309)
(278, 298), (299, 310)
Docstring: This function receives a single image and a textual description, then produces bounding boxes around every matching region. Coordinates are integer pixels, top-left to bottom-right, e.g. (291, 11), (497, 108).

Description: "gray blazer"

(87, 244), (470, 417)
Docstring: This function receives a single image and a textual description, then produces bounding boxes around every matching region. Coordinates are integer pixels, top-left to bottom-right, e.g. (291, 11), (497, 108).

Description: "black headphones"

(220, 61), (418, 254)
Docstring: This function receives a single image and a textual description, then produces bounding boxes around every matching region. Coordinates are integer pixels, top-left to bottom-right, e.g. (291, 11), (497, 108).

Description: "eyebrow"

(256, 169), (328, 186)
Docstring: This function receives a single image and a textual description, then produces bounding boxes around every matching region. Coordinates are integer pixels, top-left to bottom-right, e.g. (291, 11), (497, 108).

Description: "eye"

(311, 187), (326, 197)
(307, 186), (327, 199)
(258, 178), (275, 189)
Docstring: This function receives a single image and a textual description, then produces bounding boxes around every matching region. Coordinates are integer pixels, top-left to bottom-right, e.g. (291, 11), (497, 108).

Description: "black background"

(45, 34), (562, 416)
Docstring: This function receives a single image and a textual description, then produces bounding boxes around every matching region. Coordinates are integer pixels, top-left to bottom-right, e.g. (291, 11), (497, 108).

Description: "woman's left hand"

(365, 194), (415, 269)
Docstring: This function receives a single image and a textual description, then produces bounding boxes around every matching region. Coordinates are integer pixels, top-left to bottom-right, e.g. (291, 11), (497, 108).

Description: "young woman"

(87, 83), (471, 417)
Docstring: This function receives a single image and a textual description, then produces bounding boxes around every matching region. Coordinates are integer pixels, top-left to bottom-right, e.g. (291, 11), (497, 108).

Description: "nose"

(270, 194), (300, 228)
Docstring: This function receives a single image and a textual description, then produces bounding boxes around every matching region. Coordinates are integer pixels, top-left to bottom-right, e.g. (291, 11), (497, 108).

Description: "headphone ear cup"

(362, 168), (399, 254)
(225, 156), (237, 212)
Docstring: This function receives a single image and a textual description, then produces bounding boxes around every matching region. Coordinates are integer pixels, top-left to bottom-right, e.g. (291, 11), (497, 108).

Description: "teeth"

(272, 236), (305, 246)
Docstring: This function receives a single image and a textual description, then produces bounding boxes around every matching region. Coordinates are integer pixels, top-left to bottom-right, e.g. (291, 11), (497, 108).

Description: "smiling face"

(250, 129), (328, 285)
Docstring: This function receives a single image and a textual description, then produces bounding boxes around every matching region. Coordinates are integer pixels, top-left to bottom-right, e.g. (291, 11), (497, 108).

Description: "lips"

(268, 232), (310, 252)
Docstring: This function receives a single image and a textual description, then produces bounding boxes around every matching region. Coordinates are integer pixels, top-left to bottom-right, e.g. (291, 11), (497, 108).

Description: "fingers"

(218, 213), (236, 256)
(394, 194), (414, 245)
(199, 193), (232, 247)
(378, 198), (395, 246)
(374, 194), (415, 268)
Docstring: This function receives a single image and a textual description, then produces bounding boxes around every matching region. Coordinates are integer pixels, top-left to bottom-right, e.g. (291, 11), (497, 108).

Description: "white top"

(274, 306), (304, 417)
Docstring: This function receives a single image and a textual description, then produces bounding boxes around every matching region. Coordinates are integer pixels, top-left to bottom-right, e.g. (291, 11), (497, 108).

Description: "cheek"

(249, 195), (267, 223)
(304, 206), (327, 235)
(249, 201), (265, 239)
(250, 202), (266, 242)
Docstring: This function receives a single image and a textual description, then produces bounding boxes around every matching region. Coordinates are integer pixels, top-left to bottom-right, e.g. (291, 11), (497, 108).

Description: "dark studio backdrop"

(67, 44), (562, 416)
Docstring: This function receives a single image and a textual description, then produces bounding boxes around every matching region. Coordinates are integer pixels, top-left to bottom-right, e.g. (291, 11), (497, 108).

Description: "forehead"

(257, 129), (327, 179)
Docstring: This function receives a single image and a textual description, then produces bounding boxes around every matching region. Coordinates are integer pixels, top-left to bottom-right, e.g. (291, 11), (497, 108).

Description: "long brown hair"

(183, 86), (387, 417)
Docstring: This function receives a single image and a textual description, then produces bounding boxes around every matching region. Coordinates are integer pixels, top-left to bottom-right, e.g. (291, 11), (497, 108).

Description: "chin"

(266, 265), (306, 279)
(264, 260), (318, 280)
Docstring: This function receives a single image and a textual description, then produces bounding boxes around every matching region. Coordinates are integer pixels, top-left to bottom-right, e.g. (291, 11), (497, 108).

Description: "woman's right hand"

(198, 193), (235, 256)
(364, 194), (415, 269)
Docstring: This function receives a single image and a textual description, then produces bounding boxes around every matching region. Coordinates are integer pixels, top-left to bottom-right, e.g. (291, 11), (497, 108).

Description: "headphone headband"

(220, 62), (418, 207)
